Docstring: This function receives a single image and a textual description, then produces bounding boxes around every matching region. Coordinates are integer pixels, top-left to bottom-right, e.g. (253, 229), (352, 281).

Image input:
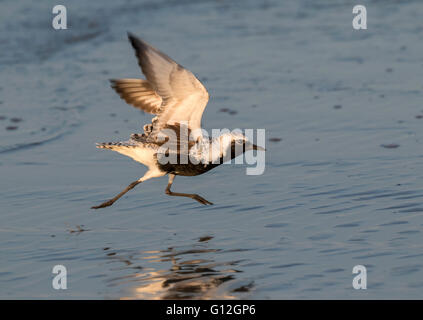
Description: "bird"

(91, 33), (265, 209)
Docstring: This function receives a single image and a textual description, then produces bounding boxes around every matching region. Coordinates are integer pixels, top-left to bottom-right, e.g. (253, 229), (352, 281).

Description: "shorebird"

(92, 33), (265, 209)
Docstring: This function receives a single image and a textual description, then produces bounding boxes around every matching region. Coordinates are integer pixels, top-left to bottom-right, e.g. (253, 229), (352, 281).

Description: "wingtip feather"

(127, 31), (135, 40)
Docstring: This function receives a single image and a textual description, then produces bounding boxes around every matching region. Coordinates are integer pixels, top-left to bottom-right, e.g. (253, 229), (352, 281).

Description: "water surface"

(1, 0), (423, 299)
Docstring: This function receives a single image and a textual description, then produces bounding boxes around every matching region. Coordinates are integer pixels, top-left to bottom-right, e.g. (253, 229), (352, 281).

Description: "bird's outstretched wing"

(111, 33), (209, 141)
(110, 79), (162, 114)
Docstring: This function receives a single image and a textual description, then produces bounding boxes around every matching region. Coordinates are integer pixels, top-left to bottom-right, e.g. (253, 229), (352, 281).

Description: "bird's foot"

(91, 199), (115, 209)
(192, 194), (213, 205)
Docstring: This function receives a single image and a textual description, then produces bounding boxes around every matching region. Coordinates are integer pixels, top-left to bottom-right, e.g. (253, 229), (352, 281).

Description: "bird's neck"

(192, 135), (238, 164)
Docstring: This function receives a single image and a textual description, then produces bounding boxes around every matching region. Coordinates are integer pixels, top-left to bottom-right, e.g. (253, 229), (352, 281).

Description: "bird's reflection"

(104, 236), (253, 299)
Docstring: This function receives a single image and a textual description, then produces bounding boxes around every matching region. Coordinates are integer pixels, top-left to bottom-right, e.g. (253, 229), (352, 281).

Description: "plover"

(92, 33), (265, 209)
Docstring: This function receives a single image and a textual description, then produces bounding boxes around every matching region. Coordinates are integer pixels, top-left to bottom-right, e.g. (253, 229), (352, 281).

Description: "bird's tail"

(96, 141), (137, 151)
(95, 140), (156, 167)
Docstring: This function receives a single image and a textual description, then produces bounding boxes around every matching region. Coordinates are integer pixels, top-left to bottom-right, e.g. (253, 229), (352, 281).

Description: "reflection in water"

(104, 236), (253, 299)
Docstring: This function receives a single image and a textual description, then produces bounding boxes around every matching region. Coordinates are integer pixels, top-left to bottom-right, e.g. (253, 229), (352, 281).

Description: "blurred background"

(1, 0), (423, 299)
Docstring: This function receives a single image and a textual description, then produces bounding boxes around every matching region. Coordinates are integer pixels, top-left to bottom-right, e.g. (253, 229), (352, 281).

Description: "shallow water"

(1, 0), (423, 299)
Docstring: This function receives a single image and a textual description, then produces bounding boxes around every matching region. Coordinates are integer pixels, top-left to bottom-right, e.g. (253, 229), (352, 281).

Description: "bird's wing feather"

(110, 79), (162, 114)
(127, 33), (209, 139)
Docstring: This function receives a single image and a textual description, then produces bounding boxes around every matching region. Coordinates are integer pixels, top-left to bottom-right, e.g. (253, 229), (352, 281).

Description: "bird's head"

(218, 132), (266, 160)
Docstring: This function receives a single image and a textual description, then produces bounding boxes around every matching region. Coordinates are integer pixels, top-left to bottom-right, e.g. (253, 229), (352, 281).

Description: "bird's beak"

(252, 144), (266, 151)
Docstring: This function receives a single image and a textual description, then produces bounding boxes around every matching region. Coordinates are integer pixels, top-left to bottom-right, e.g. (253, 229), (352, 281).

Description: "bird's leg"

(91, 180), (142, 209)
(91, 170), (161, 209)
(165, 174), (213, 205)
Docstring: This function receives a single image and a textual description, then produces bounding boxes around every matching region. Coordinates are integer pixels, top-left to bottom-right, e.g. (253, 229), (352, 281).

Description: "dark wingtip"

(127, 32), (148, 53)
(127, 32), (139, 48)
(109, 80), (117, 91)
